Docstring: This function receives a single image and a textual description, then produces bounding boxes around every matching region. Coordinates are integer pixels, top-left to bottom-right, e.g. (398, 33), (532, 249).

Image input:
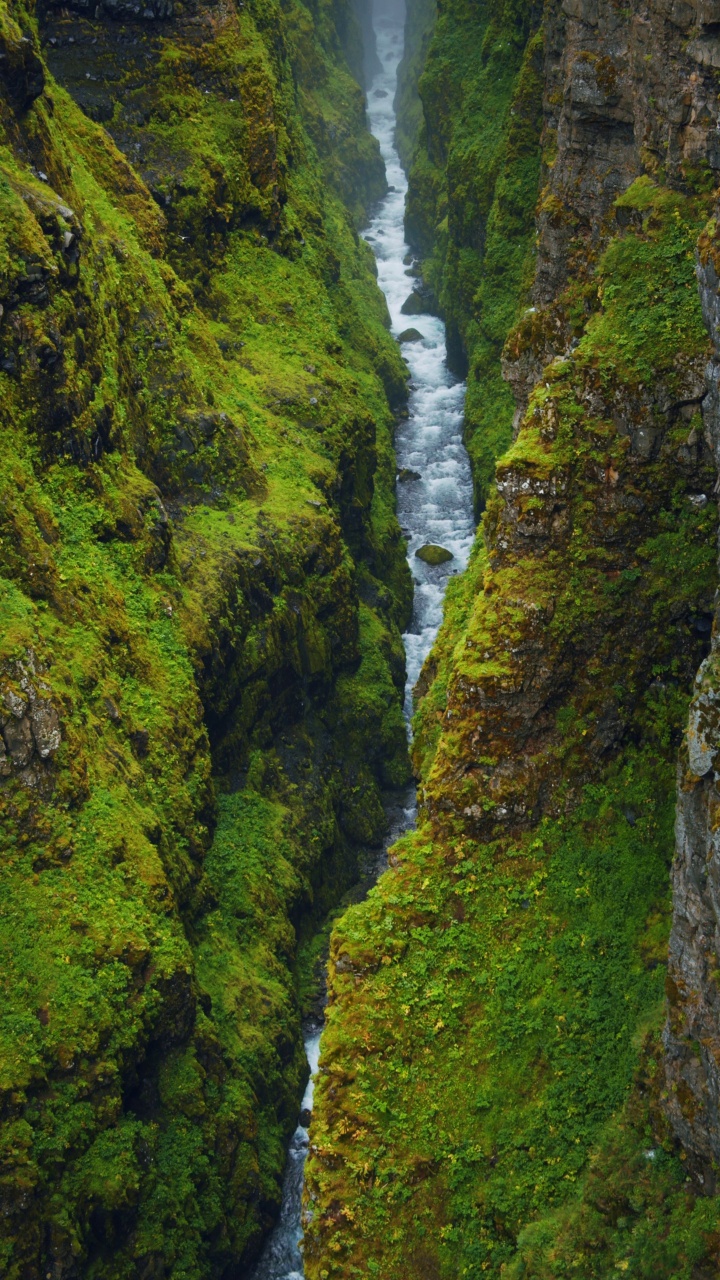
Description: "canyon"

(3, 0), (720, 1277)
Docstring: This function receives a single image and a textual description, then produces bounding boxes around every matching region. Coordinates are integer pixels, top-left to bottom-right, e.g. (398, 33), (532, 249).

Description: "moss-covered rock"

(415, 543), (452, 566)
(401, 0), (544, 514)
(304, 161), (720, 1280)
(0, 0), (413, 1274)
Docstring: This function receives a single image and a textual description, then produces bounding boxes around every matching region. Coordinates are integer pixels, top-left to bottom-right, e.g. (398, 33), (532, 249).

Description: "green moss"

(580, 180), (710, 387)
(0, 0), (412, 1272)
(394, 0), (436, 171)
(305, 161), (720, 1278)
(401, 0), (543, 512)
(306, 747), (687, 1278)
(506, 1068), (720, 1277)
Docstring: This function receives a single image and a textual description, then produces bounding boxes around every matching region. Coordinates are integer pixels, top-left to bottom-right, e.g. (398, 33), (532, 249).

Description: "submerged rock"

(415, 544), (453, 565)
(397, 468), (421, 482)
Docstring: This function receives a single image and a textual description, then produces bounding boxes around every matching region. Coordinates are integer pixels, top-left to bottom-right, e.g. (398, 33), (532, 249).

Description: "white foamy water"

(251, 1029), (321, 1280)
(252, 7), (474, 1277)
(365, 9), (475, 721)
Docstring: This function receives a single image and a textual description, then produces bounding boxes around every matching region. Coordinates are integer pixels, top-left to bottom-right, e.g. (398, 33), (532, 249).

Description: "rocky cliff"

(0, 0), (413, 1275)
(404, 0), (544, 512)
(664, 172), (720, 1195)
(305, 2), (720, 1275)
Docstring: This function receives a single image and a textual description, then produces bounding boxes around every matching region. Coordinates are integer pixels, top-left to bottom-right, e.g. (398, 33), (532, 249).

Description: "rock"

(415, 544), (454, 566)
(0, 27), (45, 112)
(398, 328), (424, 344)
(397, 468), (421, 482)
(2, 715), (34, 767)
(400, 291), (426, 316)
(2, 687), (27, 719)
(374, 89), (389, 98)
(144, 496), (171, 571)
(130, 728), (150, 758)
(299, 1108), (312, 1128)
(29, 700), (61, 758)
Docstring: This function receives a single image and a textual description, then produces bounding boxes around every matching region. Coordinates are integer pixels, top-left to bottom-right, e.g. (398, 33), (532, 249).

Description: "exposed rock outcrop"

(663, 222), (720, 1188)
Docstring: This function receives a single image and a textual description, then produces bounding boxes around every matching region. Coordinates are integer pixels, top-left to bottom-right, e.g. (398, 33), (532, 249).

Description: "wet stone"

(398, 328), (424, 344)
(400, 290), (426, 316)
(415, 544), (454, 566)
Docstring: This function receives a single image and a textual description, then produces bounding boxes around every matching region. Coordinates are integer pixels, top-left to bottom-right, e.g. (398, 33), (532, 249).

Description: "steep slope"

(393, 0), (434, 171)
(305, 2), (720, 1276)
(0, 1), (413, 1276)
(404, 0), (544, 510)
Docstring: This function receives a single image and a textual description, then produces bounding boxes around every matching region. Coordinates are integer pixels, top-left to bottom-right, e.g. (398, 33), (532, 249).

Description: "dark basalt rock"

(397, 468), (421, 482)
(0, 27), (45, 111)
(398, 327), (423, 343)
(42, 0), (173, 18)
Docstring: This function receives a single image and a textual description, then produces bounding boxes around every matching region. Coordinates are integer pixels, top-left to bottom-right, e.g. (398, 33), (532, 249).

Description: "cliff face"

(664, 209), (720, 1190)
(305, 2), (720, 1276)
(0, 1), (412, 1276)
(393, 0), (434, 170)
(404, 0), (544, 512)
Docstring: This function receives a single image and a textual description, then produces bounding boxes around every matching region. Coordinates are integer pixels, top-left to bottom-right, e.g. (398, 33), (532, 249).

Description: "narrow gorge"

(4, 1), (720, 1278)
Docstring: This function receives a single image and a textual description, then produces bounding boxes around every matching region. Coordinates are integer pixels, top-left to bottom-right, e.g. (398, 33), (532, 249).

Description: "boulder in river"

(415, 544), (454, 566)
(400, 291), (426, 316)
(398, 468), (421, 482)
(398, 328), (423, 344)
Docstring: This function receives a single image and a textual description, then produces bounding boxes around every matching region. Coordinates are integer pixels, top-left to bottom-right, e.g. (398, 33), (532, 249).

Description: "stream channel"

(251, 6), (476, 1277)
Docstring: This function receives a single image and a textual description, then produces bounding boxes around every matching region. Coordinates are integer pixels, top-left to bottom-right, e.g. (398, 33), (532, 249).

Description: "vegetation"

(404, 0), (544, 512)
(305, 109), (720, 1280)
(394, 0), (436, 171)
(0, 0), (413, 1274)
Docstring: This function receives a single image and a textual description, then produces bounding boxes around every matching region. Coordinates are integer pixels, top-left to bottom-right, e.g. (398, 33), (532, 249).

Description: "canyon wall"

(0, 0), (412, 1275)
(305, 1), (720, 1275)
(404, 0), (544, 512)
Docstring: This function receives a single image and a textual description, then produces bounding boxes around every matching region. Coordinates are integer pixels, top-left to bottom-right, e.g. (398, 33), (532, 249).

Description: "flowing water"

(251, 7), (475, 1277)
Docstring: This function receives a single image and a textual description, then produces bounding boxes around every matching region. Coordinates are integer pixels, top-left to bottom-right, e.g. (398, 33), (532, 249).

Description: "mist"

(372, 0), (406, 20)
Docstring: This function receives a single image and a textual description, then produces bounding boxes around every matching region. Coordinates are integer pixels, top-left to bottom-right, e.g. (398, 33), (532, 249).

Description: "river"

(250, 5), (475, 1277)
